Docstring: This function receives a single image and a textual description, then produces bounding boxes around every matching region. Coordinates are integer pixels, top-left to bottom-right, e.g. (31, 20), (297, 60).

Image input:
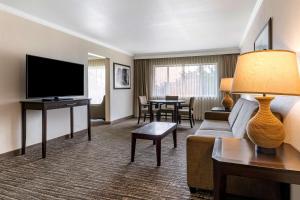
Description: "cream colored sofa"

(187, 98), (281, 199)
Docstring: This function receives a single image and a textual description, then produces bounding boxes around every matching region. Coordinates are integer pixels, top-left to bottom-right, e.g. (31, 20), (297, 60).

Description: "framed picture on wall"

(113, 63), (131, 89)
(254, 18), (273, 50)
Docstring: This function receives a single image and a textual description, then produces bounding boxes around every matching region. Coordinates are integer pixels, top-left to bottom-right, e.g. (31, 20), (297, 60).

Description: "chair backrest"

(138, 96), (147, 105)
(189, 97), (195, 110)
(166, 96), (178, 100)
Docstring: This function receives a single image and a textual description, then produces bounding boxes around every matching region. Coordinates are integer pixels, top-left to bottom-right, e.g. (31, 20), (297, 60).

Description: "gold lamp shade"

(232, 50), (300, 153)
(220, 78), (233, 92)
(232, 50), (300, 95)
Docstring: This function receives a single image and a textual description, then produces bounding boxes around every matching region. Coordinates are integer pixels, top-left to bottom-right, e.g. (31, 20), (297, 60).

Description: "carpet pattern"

(0, 119), (212, 200)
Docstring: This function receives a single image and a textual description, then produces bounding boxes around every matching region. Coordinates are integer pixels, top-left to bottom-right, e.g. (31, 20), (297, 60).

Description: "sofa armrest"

(204, 111), (230, 121)
(186, 135), (215, 190)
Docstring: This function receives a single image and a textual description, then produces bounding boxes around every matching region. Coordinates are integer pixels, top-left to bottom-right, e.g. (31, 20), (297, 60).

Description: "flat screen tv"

(26, 55), (84, 99)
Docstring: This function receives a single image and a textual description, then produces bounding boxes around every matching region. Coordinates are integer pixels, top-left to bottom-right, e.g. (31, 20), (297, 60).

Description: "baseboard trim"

(107, 115), (134, 125)
(0, 129), (88, 158)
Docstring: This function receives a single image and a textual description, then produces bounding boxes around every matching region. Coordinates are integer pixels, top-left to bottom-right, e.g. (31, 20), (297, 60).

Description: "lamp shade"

(220, 78), (233, 92)
(232, 50), (300, 96)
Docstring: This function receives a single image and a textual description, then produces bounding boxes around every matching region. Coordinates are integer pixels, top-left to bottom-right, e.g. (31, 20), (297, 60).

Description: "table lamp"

(220, 78), (234, 110)
(231, 50), (300, 153)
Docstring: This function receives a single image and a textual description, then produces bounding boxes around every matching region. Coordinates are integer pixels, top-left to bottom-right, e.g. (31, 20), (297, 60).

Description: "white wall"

(0, 10), (133, 154)
(109, 62), (134, 121)
(240, 0), (300, 198)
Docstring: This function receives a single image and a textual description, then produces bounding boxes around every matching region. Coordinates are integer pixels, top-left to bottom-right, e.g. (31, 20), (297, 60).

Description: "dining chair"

(178, 97), (195, 128)
(160, 95), (178, 121)
(180, 97), (190, 108)
(137, 96), (160, 124)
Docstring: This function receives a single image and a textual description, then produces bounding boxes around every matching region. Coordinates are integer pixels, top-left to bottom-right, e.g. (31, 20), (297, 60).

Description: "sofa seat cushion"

(200, 120), (231, 131)
(195, 129), (233, 138)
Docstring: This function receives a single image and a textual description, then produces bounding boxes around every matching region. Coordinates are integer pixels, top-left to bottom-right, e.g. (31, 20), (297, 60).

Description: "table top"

(212, 138), (300, 172)
(20, 98), (90, 103)
(148, 99), (186, 103)
(132, 122), (177, 136)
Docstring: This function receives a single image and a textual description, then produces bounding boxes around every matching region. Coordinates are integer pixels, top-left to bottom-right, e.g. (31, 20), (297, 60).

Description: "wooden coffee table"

(131, 122), (177, 166)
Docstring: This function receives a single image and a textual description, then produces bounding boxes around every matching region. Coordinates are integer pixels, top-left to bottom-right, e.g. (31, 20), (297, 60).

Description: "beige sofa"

(187, 98), (281, 199)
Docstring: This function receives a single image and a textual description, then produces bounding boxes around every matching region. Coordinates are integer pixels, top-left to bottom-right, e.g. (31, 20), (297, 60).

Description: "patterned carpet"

(0, 119), (213, 200)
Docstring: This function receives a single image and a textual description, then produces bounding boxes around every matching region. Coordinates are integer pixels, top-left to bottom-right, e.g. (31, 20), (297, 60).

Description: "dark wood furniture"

(137, 96), (160, 124)
(212, 138), (300, 200)
(148, 99), (185, 123)
(178, 97), (195, 128)
(131, 122), (177, 166)
(160, 96), (178, 121)
(20, 98), (91, 158)
(211, 106), (231, 112)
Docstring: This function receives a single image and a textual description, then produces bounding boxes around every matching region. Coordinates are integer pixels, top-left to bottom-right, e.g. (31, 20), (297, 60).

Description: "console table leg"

(87, 103), (91, 141)
(21, 103), (26, 155)
(70, 107), (74, 138)
(156, 139), (161, 166)
(42, 108), (47, 158)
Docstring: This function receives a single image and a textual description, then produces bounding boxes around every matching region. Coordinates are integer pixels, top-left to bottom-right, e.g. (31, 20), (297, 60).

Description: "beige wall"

(0, 10), (133, 154)
(240, 0), (300, 198)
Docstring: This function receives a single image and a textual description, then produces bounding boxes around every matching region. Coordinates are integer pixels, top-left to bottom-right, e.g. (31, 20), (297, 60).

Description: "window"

(88, 65), (105, 104)
(152, 63), (218, 98)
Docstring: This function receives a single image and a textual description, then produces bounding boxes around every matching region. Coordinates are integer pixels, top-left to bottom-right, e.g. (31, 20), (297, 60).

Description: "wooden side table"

(212, 138), (300, 200)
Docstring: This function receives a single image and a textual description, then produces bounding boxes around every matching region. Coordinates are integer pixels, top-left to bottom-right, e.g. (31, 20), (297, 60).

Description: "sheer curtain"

(88, 59), (105, 104)
(152, 63), (219, 119)
(152, 64), (218, 98)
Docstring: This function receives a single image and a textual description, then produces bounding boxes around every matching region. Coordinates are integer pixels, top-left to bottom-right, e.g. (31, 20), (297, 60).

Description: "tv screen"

(26, 55), (84, 99)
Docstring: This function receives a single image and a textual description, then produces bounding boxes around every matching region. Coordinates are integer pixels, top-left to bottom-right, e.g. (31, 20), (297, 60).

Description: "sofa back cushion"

(232, 99), (258, 138)
(228, 98), (244, 128)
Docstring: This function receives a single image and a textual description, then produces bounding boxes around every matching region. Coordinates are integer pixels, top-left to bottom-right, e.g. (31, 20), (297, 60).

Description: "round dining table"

(148, 99), (186, 123)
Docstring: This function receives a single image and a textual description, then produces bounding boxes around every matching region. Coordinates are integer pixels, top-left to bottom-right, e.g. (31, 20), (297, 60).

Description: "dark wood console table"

(212, 138), (300, 200)
(20, 98), (91, 158)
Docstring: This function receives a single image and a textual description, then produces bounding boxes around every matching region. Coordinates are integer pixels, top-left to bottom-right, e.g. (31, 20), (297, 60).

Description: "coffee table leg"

(131, 135), (136, 162)
(173, 129), (177, 148)
(156, 139), (161, 166)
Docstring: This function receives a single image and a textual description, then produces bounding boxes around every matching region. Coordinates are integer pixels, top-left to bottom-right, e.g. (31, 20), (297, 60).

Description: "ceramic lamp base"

(221, 92), (234, 110)
(247, 96), (285, 150)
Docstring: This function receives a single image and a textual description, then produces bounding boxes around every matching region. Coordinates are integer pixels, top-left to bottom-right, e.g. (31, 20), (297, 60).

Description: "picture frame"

(254, 18), (273, 51)
(113, 63), (131, 89)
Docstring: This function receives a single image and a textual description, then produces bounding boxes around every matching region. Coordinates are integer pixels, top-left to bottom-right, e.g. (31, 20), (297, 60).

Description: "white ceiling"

(0, 0), (257, 56)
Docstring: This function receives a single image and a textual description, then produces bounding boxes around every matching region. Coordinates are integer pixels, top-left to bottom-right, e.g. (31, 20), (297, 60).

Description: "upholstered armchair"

(90, 95), (105, 120)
